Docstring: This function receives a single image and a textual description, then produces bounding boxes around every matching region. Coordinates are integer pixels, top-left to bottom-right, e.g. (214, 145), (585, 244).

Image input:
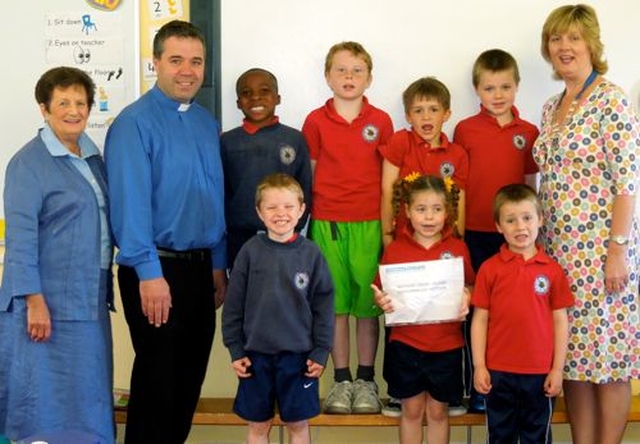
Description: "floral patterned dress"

(533, 79), (640, 383)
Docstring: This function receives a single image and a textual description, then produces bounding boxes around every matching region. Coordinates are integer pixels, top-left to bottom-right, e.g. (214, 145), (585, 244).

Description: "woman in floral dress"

(534, 5), (640, 444)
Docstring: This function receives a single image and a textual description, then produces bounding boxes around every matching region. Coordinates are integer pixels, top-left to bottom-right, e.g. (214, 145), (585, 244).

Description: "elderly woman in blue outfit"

(0, 67), (115, 443)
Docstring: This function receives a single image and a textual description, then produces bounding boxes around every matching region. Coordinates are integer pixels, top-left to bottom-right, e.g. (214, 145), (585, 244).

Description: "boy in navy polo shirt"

(471, 184), (573, 443)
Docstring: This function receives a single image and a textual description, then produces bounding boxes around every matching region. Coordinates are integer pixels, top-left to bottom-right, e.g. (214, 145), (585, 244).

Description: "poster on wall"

(148, 0), (184, 20)
(141, 0), (187, 92)
(44, 6), (127, 147)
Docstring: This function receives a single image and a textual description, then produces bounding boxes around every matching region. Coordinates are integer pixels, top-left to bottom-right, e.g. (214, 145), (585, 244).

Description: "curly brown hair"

(392, 174), (461, 237)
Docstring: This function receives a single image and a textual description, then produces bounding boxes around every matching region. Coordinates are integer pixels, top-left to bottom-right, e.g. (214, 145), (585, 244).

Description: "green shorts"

(310, 220), (382, 318)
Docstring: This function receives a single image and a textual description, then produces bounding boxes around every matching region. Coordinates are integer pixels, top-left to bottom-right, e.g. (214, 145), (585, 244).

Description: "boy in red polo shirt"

(380, 76), (469, 248)
(302, 41), (394, 414)
(453, 49), (539, 412)
(471, 184), (573, 443)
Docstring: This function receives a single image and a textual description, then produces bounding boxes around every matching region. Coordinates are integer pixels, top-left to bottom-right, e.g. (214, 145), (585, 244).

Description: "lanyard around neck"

(564, 69), (598, 102)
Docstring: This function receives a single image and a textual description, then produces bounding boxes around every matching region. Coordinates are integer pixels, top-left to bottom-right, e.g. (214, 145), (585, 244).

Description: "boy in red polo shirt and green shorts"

(302, 41), (394, 414)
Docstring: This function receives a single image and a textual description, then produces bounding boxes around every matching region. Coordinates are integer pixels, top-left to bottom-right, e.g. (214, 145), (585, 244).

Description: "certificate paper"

(379, 257), (464, 326)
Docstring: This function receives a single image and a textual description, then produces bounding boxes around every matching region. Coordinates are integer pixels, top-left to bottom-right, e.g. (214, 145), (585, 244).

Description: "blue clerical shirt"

(104, 85), (226, 280)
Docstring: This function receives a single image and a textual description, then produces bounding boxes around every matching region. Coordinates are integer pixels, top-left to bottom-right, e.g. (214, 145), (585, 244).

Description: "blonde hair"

(324, 41), (373, 75)
(541, 4), (608, 78)
(255, 173), (304, 207)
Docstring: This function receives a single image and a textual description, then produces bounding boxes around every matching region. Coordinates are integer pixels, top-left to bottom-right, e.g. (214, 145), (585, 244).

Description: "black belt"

(157, 247), (209, 262)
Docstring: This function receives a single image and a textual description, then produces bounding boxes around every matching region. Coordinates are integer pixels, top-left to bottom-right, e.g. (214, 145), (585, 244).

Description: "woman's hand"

(604, 244), (629, 294)
(26, 293), (51, 342)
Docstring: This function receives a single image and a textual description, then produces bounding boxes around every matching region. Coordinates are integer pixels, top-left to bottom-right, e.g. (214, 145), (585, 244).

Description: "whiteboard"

(0, 0), (139, 216)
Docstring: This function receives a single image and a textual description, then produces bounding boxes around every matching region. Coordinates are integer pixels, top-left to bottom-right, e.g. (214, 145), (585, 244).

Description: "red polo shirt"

(453, 106), (539, 232)
(472, 244), (573, 374)
(378, 229), (475, 352)
(302, 97), (394, 221)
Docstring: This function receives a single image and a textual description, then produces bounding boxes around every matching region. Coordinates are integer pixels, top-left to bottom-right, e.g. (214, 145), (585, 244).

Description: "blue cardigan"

(0, 131), (113, 320)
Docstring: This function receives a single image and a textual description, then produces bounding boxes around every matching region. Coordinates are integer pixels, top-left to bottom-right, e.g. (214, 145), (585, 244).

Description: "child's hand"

(544, 369), (563, 397)
(458, 287), (471, 320)
(371, 284), (394, 313)
(473, 366), (492, 395)
(231, 357), (252, 378)
(305, 359), (325, 378)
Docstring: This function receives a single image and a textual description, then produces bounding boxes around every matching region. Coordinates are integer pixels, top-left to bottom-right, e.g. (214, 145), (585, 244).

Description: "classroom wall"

(115, 1), (640, 442)
(217, 0), (640, 133)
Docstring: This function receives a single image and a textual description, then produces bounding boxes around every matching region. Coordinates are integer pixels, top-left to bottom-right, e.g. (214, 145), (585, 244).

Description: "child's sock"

(334, 367), (353, 383)
(356, 365), (375, 381)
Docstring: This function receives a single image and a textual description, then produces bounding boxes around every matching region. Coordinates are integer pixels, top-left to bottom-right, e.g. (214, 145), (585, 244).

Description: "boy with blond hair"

(222, 174), (334, 444)
(302, 41), (394, 414)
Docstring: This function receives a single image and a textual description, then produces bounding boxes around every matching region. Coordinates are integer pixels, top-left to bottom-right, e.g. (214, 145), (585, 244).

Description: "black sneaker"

(381, 397), (401, 417)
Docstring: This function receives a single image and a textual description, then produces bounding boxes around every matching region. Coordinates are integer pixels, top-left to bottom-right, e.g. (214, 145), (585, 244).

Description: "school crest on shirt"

(279, 145), (296, 165)
(534, 275), (550, 296)
(362, 124), (380, 143)
(295, 272), (310, 290)
(512, 134), (526, 150)
(440, 251), (454, 260)
(440, 162), (455, 178)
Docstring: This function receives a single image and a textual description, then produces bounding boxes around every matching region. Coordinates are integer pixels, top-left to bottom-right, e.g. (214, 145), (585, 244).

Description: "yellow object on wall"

(139, 0), (190, 93)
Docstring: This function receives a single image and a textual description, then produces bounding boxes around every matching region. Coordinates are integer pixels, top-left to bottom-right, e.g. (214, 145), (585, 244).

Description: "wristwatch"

(609, 235), (629, 246)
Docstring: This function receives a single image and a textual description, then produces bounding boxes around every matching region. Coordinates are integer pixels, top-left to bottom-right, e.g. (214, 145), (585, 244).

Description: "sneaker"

(352, 379), (382, 414)
(468, 393), (486, 414)
(323, 381), (354, 414)
(448, 401), (468, 417)
(381, 397), (402, 417)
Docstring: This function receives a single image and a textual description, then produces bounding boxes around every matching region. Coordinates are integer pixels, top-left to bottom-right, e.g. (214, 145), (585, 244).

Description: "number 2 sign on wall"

(149, 0), (184, 21)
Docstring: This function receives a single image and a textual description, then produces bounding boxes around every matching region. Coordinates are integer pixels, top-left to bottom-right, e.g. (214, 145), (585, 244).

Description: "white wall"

(219, 0), (640, 135)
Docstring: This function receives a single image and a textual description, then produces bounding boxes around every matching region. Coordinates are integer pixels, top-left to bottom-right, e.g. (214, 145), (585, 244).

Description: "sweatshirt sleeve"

(307, 251), (335, 366)
(222, 250), (249, 362)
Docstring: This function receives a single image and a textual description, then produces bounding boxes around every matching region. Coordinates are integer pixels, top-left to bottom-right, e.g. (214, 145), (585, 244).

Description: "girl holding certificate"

(372, 174), (474, 444)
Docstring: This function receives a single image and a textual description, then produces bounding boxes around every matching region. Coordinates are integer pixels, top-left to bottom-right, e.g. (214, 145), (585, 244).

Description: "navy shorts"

(384, 340), (463, 403)
(233, 351), (320, 423)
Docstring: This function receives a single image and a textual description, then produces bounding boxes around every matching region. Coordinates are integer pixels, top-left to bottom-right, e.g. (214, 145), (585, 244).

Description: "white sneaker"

(323, 381), (353, 414)
(352, 379), (382, 414)
(448, 401), (468, 417)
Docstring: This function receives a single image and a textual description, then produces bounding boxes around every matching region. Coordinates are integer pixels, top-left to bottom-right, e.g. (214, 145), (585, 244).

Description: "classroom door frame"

(191, 0), (221, 121)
